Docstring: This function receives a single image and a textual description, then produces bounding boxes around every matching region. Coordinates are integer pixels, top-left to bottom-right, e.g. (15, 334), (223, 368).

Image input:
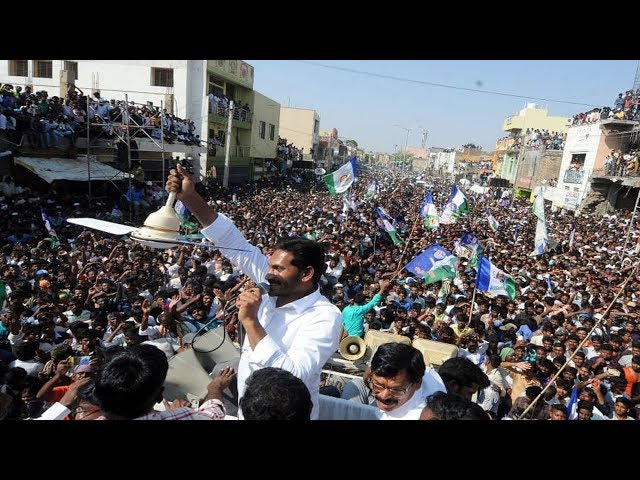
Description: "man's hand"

(205, 366), (237, 402)
(235, 288), (262, 326)
(378, 279), (391, 293)
(59, 376), (92, 409)
(162, 398), (192, 410)
(166, 163), (196, 201)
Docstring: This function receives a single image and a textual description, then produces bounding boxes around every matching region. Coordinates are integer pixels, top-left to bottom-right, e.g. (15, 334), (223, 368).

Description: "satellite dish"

(314, 167), (326, 175)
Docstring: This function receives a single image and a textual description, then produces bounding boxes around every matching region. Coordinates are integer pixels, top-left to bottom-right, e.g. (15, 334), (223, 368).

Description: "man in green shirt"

(341, 280), (391, 338)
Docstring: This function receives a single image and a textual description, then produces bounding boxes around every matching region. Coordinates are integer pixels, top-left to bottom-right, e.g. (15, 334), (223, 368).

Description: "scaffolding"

(82, 94), (170, 221)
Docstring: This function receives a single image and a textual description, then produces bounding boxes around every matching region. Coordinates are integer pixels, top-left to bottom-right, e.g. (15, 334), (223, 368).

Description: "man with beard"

(369, 342), (445, 420)
(166, 164), (342, 420)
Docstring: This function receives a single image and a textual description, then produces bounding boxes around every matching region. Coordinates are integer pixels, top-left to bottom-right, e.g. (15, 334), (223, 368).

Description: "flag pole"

(518, 259), (640, 420)
(467, 284), (477, 324)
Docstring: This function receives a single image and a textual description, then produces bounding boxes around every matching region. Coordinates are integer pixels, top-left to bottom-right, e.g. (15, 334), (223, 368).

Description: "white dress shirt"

(201, 213), (342, 419)
(378, 368), (446, 420)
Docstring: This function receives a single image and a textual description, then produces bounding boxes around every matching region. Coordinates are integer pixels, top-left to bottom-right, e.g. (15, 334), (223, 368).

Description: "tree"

(345, 139), (358, 149)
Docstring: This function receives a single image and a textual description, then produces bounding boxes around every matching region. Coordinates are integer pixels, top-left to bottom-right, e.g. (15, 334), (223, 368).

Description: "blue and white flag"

(532, 189), (548, 256)
(486, 209), (500, 232)
(476, 256), (516, 300)
(439, 185), (469, 224)
(40, 207), (60, 250)
(364, 180), (377, 200)
(377, 206), (392, 220)
(175, 200), (190, 218)
(421, 192), (439, 230)
(405, 244), (459, 285)
(566, 386), (579, 419)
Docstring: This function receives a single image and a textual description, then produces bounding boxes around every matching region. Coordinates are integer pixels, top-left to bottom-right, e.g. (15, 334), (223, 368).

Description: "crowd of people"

(571, 89), (640, 126)
(603, 148), (639, 177)
(0, 154), (639, 420)
(524, 128), (565, 150)
(0, 83), (202, 155)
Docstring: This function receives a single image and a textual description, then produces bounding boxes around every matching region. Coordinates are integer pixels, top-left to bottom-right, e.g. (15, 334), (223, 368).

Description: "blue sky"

(247, 60), (638, 154)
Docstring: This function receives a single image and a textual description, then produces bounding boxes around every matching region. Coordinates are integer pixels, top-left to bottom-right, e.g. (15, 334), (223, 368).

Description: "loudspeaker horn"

(339, 336), (367, 361)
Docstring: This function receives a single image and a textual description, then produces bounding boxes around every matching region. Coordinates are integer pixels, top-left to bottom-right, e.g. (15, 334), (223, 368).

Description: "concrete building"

(502, 103), (571, 136)
(494, 103), (571, 193)
(406, 146), (429, 172)
(514, 149), (563, 198)
(279, 107), (320, 159)
(0, 59), (271, 183)
(554, 118), (638, 213)
(249, 91), (280, 180)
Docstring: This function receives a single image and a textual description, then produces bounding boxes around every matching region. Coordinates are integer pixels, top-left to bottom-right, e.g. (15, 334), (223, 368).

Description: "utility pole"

(418, 127), (429, 149)
(394, 124), (412, 171)
(223, 100), (234, 188)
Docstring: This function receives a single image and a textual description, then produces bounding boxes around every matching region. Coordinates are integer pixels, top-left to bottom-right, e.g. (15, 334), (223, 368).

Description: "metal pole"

(86, 95), (91, 202)
(160, 100), (166, 193)
(223, 100), (234, 188)
(405, 129), (410, 170)
(124, 94), (132, 221)
(621, 187), (640, 258)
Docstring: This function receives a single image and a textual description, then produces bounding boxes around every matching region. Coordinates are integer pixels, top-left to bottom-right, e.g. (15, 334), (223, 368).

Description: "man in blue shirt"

(342, 280), (390, 338)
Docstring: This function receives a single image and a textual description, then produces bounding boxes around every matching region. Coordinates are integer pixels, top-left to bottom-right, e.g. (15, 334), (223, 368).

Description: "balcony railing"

(207, 144), (252, 157)
(208, 105), (252, 124)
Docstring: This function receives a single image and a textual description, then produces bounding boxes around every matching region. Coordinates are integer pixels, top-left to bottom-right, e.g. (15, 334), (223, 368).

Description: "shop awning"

(15, 156), (130, 183)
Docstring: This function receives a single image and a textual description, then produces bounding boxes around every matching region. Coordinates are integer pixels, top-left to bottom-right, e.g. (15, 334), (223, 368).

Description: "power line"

(294, 60), (603, 109)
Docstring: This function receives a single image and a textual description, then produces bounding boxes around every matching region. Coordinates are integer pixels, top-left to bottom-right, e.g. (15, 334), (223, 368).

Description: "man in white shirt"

(166, 164), (342, 420)
(369, 342), (445, 420)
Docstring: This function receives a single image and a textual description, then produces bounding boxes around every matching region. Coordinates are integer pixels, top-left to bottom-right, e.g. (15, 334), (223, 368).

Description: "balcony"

(208, 105), (252, 130)
(207, 144), (251, 158)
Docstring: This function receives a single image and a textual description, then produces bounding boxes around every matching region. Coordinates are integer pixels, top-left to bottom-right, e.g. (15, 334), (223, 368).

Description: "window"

(151, 67), (173, 87)
(259, 121), (266, 139)
(314, 119), (319, 133)
(64, 61), (78, 81)
(34, 60), (52, 78)
(209, 74), (224, 96)
(8, 60), (28, 77)
(269, 124), (275, 141)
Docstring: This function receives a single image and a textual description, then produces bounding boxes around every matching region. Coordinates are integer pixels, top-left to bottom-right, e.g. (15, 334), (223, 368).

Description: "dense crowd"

(0, 158), (639, 420)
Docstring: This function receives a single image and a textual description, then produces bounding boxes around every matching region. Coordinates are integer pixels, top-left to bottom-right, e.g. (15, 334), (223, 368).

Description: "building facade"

(0, 59), (271, 182)
(554, 119), (638, 212)
(279, 107), (320, 158)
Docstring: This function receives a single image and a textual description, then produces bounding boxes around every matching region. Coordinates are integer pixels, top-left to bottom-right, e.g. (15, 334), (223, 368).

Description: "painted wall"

(251, 91), (280, 159)
(516, 149), (563, 191)
(279, 107), (320, 152)
(503, 103), (571, 134)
